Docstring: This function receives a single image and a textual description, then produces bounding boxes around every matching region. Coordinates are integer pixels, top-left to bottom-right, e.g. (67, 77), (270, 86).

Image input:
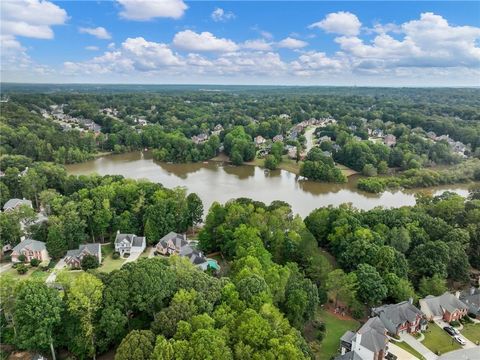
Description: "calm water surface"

(66, 152), (472, 217)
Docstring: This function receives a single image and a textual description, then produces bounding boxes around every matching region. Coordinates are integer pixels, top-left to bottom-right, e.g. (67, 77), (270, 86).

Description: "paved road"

(437, 347), (480, 360)
(400, 333), (438, 360)
(389, 342), (420, 360)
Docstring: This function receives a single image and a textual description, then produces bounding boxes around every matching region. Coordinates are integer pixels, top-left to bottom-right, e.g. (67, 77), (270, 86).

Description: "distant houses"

(114, 231), (146, 257)
(383, 134), (397, 147)
(64, 243), (102, 268)
(255, 135), (266, 146)
(11, 239), (49, 263)
(191, 133), (209, 144)
(419, 292), (469, 322)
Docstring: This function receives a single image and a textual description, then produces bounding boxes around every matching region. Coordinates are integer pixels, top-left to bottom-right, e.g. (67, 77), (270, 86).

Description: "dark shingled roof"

(372, 301), (423, 334)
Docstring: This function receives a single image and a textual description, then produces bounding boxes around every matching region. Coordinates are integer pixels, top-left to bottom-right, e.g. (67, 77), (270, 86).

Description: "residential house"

(273, 134), (284, 142)
(155, 232), (188, 255)
(337, 317), (390, 360)
(372, 299), (427, 336)
(11, 239), (48, 263)
(383, 134), (397, 147)
(459, 287), (480, 318)
(3, 198), (33, 212)
(114, 231), (146, 257)
(64, 243), (102, 268)
(419, 292), (469, 322)
(212, 124), (224, 136)
(191, 133), (209, 144)
(318, 135), (332, 143)
(255, 135), (266, 146)
(155, 232), (217, 271)
(426, 131), (437, 140)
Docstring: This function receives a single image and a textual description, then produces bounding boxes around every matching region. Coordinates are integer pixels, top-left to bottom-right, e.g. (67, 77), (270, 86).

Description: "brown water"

(66, 152), (472, 217)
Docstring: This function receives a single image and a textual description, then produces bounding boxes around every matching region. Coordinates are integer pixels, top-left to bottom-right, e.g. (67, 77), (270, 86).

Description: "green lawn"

(422, 324), (461, 355)
(311, 309), (359, 360)
(461, 322), (480, 344)
(391, 340), (426, 360)
(98, 244), (125, 273)
(2, 266), (49, 281)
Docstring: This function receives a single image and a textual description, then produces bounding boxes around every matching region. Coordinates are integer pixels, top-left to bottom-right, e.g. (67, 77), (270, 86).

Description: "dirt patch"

(324, 303), (356, 321)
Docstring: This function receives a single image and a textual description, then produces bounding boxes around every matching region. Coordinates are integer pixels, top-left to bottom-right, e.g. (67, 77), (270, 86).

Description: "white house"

(114, 231), (146, 257)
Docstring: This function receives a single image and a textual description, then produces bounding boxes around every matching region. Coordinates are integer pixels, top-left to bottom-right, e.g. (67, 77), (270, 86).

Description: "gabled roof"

(460, 288), (480, 314)
(115, 233), (145, 247)
(340, 330), (356, 344)
(356, 317), (388, 353)
(372, 301), (423, 334)
(12, 239), (46, 252)
(157, 232), (187, 249)
(186, 250), (207, 265)
(3, 198), (32, 210)
(421, 292), (468, 316)
(66, 243), (101, 259)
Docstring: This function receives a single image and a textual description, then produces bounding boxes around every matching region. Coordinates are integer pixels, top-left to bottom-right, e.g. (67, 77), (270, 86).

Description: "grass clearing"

(2, 266), (48, 281)
(391, 340), (426, 360)
(422, 323), (461, 355)
(310, 308), (359, 360)
(461, 322), (480, 344)
(99, 244), (125, 273)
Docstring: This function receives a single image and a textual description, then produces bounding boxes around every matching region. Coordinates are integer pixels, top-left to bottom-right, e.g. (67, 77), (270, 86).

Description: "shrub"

(112, 252), (120, 260)
(17, 254), (26, 263)
(30, 258), (40, 267)
(81, 254), (100, 270)
(467, 312), (477, 319)
(16, 264), (28, 274)
(450, 320), (460, 327)
(461, 315), (473, 324)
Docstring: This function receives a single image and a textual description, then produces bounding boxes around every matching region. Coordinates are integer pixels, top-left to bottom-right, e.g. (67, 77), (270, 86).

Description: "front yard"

(310, 308), (360, 360)
(461, 322), (480, 344)
(422, 323), (461, 355)
(2, 265), (49, 282)
(390, 340), (426, 360)
(98, 244), (125, 273)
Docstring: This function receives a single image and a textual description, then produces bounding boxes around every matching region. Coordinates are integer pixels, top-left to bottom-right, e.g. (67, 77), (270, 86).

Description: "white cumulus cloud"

(173, 30), (239, 52)
(241, 39), (273, 51)
(309, 11), (362, 36)
(1, 0), (68, 39)
(117, 0), (187, 21)
(85, 46), (100, 51)
(211, 8), (235, 22)
(79, 27), (111, 40)
(277, 37), (308, 49)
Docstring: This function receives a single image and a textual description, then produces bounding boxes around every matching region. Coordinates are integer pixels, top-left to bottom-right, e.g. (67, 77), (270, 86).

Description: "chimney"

(408, 297), (413, 305)
(455, 291), (460, 299)
(117, 230), (120, 235)
(471, 287), (476, 296)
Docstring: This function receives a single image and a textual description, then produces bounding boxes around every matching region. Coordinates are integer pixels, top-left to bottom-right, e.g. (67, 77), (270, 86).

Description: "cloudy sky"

(1, 0), (479, 86)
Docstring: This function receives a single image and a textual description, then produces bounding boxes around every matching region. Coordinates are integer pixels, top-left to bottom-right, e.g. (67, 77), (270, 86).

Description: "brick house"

(64, 243), (102, 268)
(372, 299), (427, 336)
(419, 292), (469, 322)
(11, 239), (48, 263)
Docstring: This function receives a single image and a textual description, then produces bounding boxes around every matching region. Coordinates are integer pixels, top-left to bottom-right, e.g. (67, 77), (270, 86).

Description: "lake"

(65, 152), (472, 217)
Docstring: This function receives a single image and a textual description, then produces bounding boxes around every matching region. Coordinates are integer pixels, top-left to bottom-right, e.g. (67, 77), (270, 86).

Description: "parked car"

(451, 327), (460, 335)
(453, 335), (466, 346)
(443, 326), (456, 336)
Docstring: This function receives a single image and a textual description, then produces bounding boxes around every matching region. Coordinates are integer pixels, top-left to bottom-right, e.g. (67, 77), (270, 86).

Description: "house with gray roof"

(11, 239), (48, 263)
(155, 232), (216, 271)
(64, 243), (102, 268)
(459, 287), (480, 318)
(114, 231), (146, 257)
(3, 198), (33, 212)
(372, 299), (427, 336)
(156, 232), (188, 256)
(337, 317), (390, 360)
(419, 292), (468, 322)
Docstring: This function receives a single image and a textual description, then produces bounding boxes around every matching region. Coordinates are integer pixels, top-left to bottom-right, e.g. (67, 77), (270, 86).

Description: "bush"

(450, 320), (460, 327)
(461, 315), (473, 324)
(17, 254), (26, 263)
(16, 264), (28, 274)
(81, 254), (100, 270)
(112, 252), (120, 260)
(357, 178), (387, 193)
(264, 155), (278, 170)
(468, 312), (477, 319)
(30, 258), (40, 267)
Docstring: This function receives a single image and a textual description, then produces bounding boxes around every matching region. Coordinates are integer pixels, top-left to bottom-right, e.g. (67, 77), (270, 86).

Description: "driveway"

(433, 319), (477, 349)
(45, 258), (65, 284)
(400, 333), (438, 360)
(388, 342), (419, 360)
(123, 250), (143, 264)
(0, 262), (12, 274)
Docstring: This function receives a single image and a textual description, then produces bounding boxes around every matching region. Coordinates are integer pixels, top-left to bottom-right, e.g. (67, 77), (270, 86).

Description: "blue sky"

(1, 1), (479, 85)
